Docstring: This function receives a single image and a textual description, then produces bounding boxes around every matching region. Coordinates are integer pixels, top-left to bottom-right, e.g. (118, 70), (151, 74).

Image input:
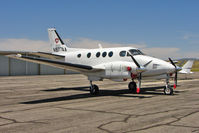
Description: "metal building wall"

(0, 55), (66, 76)
(26, 62), (39, 75)
(0, 56), (9, 76)
(10, 58), (26, 75)
(40, 64), (65, 75)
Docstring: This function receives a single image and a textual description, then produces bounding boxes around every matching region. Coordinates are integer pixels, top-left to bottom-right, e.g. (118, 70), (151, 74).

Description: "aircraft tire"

(90, 85), (99, 95)
(164, 86), (173, 95)
(128, 82), (137, 93)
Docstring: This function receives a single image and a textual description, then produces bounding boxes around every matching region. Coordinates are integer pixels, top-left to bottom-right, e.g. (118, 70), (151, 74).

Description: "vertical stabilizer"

(48, 28), (68, 53)
(179, 60), (194, 74)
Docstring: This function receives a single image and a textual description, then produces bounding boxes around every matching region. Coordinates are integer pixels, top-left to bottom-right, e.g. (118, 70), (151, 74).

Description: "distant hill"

(177, 58), (199, 61)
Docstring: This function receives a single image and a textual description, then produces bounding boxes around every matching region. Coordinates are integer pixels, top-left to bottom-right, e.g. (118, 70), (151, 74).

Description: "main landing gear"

(89, 81), (99, 95)
(128, 81), (137, 93)
(128, 79), (141, 94)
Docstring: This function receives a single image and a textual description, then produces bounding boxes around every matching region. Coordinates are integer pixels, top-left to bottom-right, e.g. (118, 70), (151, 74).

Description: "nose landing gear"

(128, 81), (137, 93)
(164, 74), (174, 95)
(164, 85), (173, 95)
(129, 74), (174, 95)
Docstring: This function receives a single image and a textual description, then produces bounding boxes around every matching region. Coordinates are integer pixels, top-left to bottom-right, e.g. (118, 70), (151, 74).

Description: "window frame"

(119, 51), (127, 57)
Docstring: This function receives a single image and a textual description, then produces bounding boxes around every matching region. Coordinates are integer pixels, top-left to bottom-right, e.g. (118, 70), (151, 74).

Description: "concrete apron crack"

(0, 116), (47, 127)
(96, 109), (199, 133)
(124, 109), (199, 133)
(55, 106), (192, 133)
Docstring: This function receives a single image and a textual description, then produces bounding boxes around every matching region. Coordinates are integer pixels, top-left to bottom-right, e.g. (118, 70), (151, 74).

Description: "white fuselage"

(54, 47), (176, 81)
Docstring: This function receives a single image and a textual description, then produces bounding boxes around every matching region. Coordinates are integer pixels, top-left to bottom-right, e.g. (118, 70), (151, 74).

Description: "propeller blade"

(169, 57), (178, 88)
(143, 60), (152, 67)
(169, 58), (176, 68)
(137, 73), (142, 93)
(127, 52), (140, 68)
(175, 71), (178, 86)
(139, 73), (142, 80)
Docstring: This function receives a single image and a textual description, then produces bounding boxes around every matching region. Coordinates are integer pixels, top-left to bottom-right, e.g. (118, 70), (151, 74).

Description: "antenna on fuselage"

(98, 43), (103, 49)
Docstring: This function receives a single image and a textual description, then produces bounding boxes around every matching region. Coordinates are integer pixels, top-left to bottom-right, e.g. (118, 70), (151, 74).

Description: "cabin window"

(119, 51), (126, 57)
(96, 52), (100, 57)
(108, 51), (113, 57)
(77, 54), (81, 58)
(102, 52), (107, 57)
(87, 52), (91, 58)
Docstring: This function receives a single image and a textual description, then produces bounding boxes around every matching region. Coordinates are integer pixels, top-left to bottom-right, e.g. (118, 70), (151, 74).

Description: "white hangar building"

(0, 55), (73, 76)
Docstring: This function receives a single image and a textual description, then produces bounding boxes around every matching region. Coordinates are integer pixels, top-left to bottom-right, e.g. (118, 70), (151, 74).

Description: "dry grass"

(192, 60), (199, 72)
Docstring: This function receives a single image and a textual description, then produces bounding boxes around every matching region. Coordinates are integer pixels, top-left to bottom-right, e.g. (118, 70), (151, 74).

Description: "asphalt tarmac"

(0, 73), (199, 133)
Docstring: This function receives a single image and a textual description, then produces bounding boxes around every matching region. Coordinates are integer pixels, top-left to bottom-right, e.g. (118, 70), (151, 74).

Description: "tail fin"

(48, 28), (68, 53)
(182, 60), (194, 69)
(179, 60), (194, 74)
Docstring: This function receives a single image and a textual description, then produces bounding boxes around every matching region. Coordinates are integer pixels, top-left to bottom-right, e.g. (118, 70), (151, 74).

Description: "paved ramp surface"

(0, 73), (199, 133)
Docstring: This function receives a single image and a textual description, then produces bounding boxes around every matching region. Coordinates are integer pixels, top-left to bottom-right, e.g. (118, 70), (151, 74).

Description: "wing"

(0, 51), (64, 59)
(0, 51), (103, 73)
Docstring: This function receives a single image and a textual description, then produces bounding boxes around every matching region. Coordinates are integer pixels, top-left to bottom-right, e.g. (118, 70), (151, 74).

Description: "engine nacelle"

(104, 61), (136, 79)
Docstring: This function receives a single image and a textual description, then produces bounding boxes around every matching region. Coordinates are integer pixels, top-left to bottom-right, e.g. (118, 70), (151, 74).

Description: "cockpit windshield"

(129, 49), (144, 55)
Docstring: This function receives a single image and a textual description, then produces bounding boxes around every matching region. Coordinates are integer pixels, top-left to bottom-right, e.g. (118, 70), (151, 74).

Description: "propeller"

(168, 58), (181, 88)
(127, 52), (151, 93)
(127, 52), (146, 72)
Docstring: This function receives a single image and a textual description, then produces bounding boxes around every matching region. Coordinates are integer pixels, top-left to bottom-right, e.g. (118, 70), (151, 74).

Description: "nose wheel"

(164, 85), (173, 95)
(89, 81), (99, 95)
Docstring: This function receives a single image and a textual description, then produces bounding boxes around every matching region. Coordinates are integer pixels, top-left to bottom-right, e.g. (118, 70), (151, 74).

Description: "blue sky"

(0, 0), (199, 58)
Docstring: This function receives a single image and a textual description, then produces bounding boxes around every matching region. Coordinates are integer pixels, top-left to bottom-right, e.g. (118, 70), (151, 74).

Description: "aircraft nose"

(163, 62), (176, 73)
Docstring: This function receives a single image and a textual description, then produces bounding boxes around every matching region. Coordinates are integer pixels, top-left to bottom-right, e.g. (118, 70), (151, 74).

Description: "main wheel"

(90, 84), (99, 95)
(164, 85), (173, 95)
(128, 82), (137, 93)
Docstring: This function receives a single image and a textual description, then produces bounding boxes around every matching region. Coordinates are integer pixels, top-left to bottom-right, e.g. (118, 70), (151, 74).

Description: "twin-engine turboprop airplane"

(0, 28), (182, 95)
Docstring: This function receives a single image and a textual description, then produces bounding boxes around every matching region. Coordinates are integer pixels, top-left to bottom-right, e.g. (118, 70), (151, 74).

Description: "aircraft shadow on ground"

(42, 86), (89, 92)
(21, 85), (180, 104)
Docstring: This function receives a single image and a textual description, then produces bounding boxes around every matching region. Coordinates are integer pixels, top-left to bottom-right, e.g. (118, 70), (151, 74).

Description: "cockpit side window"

(119, 51), (126, 57)
(129, 49), (144, 55)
